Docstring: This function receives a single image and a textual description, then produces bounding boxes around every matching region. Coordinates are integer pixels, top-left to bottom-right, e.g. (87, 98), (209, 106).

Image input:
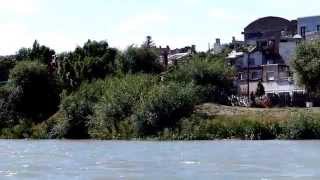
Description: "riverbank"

(160, 104), (320, 140)
(2, 103), (320, 140)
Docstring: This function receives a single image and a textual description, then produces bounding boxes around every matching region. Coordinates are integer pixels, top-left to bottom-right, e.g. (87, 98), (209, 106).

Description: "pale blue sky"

(0, 0), (319, 55)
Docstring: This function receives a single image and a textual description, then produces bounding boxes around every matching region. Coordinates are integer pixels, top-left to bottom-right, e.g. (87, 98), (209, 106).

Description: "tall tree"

(293, 40), (320, 95)
(16, 40), (55, 64)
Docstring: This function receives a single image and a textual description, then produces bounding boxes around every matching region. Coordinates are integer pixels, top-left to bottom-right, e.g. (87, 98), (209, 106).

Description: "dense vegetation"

(166, 111), (320, 140)
(293, 40), (320, 98)
(0, 38), (237, 139)
(0, 38), (319, 140)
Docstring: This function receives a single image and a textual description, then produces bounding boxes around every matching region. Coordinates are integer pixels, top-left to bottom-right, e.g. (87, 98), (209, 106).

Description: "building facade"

(230, 16), (306, 97)
(297, 15), (320, 40)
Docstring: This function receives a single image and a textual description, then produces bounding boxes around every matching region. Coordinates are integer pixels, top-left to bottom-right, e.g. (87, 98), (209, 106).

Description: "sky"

(0, 0), (320, 55)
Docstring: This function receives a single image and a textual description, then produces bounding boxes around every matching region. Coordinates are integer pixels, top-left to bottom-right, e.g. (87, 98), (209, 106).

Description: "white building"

(297, 15), (320, 40)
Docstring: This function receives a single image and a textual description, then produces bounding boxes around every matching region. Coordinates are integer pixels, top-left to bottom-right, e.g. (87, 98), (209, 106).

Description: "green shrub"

(58, 80), (104, 139)
(135, 82), (199, 136)
(30, 122), (49, 139)
(283, 113), (320, 139)
(0, 60), (15, 82)
(0, 120), (32, 139)
(166, 57), (235, 104)
(88, 75), (156, 139)
(178, 114), (282, 140)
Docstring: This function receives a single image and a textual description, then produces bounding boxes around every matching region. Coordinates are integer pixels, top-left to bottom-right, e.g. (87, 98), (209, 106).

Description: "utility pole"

(244, 45), (256, 107)
(247, 52), (250, 106)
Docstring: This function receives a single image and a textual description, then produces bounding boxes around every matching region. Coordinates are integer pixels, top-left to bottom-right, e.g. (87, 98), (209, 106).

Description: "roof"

(244, 16), (294, 33)
(293, 34), (303, 39)
(168, 52), (191, 61)
(227, 50), (244, 59)
(297, 15), (320, 20)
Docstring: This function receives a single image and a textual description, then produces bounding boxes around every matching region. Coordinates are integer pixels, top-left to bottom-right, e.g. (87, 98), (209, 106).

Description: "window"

(300, 26), (306, 38)
(267, 72), (275, 81)
(267, 59), (274, 64)
(279, 66), (288, 72)
(239, 73), (246, 81)
(317, 25), (320, 32)
(251, 71), (261, 80)
(249, 58), (255, 66)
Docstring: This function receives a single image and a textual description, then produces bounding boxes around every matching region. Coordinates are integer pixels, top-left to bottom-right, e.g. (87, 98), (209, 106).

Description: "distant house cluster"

(225, 15), (320, 98)
(158, 45), (196, 67)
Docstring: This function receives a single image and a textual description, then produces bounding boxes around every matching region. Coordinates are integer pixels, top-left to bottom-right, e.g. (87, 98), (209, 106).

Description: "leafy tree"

(293, 41), (320, 95)
(16, 48), (32, 61)
(57, 40), (117, 90)
(16, 40), (55, 64)
(9, 61), (60, 120)
(120, 46), (162, 74)
(256, 81), (265, 97)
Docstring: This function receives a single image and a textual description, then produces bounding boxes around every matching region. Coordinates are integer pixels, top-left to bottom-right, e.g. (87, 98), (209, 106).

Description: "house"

(230, 16), (306, 97)
(210, 38), (225, 54)
(297, 15), (320, 41)
(159, 45), (196, 67)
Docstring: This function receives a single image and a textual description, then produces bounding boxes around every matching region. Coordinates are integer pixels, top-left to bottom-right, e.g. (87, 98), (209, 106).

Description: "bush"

(178, 114), (281, 140)
(0, 60), (15, 82)
(135, 82), (199, 136)
(166, 57), (235, 104)
(88, 75), (157, 139)
(283, 113), (320, 139)
(58, 80), (104, 139)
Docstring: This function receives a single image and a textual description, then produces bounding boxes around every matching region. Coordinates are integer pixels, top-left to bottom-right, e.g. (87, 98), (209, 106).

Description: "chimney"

(191, 45), (196, 53)
(215, 38), (221, 46)
(232, 36), (236, 42)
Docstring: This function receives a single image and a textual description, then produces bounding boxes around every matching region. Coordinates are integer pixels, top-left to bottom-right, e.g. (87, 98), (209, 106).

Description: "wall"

(262, 81), (303, 95)
(297, 16), (320, 35)
(239, 81), (259, 95)
(279, 41), (297, 65)
(240, 51), (263, 68)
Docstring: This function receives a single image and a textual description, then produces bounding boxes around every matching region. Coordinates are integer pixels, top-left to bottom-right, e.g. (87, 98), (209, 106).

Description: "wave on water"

(181, 161), (201, 165)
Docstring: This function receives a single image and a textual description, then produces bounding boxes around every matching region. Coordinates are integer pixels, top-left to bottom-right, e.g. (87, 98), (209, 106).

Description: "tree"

(256, 81), (265, 97)
(9, 61), (60, 120)
(142, 36), (155, 49)
(166, 56), (236, 104)
(57, 40), (117, 90)
(16, 40), (55, 64)
(293, 41), (320, 96)
(16, 48), (32, 61)
(121, 46), (162, 74)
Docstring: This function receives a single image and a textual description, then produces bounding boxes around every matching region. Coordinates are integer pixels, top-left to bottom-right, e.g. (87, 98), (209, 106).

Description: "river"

(0, 140), (319, 180)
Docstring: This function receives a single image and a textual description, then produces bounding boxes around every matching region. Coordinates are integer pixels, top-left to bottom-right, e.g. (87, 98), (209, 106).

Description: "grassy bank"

(2, 104), (320, 140)
(158, 104), (320, 140)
